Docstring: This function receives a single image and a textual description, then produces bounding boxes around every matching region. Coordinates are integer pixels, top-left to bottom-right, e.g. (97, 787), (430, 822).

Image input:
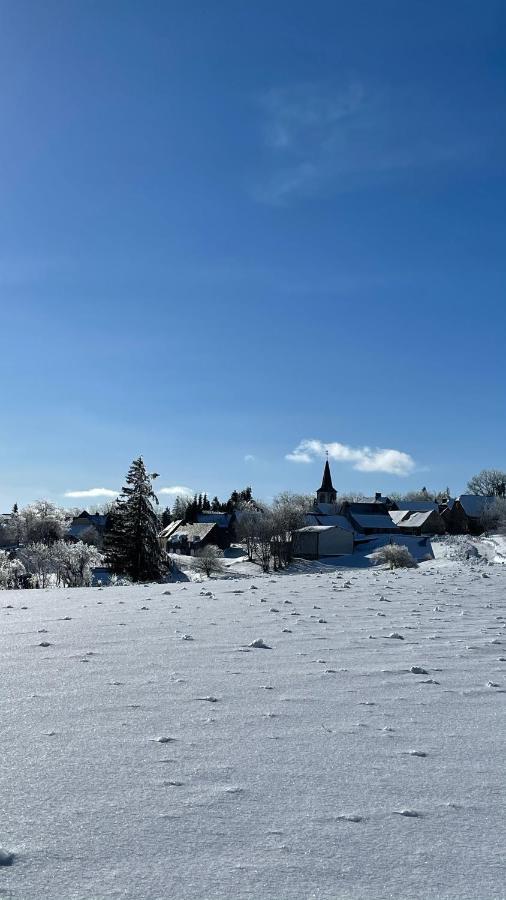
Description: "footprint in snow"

(249, 638), (271, 649)
(0, 848), (14, 866)
(337, 814), (363, 823)
(410, 666), (429, 675)
(151, 736), (176, 744)
(281, 628), (292, 633)
(386, 633), (404, 640)
(38, 641), (52, 648)
(195, 696), (219, 702)
(408, 750), (427, 757)
(394, 809), (422, 818)
(181, 634), (194, 641)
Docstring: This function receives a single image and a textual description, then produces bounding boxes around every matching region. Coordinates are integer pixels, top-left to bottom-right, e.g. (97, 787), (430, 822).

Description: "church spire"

(316, 456), (337, 505)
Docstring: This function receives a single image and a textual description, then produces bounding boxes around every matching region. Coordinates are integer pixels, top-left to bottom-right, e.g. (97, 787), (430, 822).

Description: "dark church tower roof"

(318, 460), (335, 494)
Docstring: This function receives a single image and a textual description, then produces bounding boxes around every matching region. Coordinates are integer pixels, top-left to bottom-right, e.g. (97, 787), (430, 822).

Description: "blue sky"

(1, 0), (505, 509)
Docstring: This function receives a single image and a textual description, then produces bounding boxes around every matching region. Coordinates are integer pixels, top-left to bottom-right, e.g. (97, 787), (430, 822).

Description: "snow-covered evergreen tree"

(103, 457), (164, 582)
(161, 506), (172, 527)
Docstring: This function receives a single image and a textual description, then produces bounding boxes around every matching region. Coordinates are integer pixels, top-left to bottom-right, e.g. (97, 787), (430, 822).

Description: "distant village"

(1, 460), (504, 590)
(158, 461), (504, 561)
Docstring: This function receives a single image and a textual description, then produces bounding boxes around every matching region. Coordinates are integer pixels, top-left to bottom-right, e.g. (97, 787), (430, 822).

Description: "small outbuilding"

(292, 524), (354, 560)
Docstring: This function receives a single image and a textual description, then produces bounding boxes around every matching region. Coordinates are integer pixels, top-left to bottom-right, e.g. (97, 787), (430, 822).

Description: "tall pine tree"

(103, 457), (164, 581)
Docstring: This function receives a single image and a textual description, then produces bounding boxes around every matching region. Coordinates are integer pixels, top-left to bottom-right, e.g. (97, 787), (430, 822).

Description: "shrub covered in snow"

(371, 543), (418, 569)
(193, 545), (224, 577)
(0, 552), (26, 589)
(432, 535), (482, 562)
(16, 540), (101, 588)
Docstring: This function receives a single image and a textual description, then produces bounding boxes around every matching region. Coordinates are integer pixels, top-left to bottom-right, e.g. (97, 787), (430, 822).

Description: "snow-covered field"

(1, 555), (505, 899)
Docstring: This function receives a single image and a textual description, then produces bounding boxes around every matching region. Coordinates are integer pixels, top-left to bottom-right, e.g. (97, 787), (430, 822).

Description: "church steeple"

(316, 457), (337, 505)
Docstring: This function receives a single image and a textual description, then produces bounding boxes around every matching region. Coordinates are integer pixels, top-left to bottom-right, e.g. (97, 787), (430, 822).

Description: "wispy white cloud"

(286, 439), (416, 476)
(286, 450), (313, 464)
(244, 454), (256, 462)
(64, 487), (118, 498)
(255, 81), (477, 204)
(158, 485), (194, 497)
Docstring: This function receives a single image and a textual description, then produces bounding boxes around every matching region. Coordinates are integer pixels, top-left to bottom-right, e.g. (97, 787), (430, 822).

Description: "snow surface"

(1, 556), (506, 899)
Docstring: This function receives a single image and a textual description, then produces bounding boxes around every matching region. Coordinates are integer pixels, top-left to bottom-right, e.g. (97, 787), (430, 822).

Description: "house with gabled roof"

(456, 495), (494, 534)
(162, 520), (230, 554)
(389, 508), (445, 535)
(67, 511), (108, 547)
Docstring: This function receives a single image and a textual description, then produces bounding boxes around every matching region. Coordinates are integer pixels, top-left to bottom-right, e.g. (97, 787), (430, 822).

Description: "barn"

(292, 524), (354, 559)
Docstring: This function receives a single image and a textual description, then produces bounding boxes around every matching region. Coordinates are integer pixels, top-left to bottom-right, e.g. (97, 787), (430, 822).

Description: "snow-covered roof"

(316, 514), (354, 531)
(295, 525), (345, 533)
(169, 522), (217, 542)
(394, 500), (438, 512)
(458, 495), (494, 517)
(313, 502), (340, 515)
(196, 512), (232, 527)
(397, 510), (436, 529)
(159, 519), (183, 539)
(389, 510), (410, 524)
(351, 513), (398, 530)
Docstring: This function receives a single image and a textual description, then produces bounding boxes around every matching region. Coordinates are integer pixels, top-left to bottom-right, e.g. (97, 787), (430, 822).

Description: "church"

(310, 459), (400, 536)
(314, 458), (339, 513)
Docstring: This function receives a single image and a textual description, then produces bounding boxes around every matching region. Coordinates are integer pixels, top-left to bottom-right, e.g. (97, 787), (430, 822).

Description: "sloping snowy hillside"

(1, 560), (505, 899)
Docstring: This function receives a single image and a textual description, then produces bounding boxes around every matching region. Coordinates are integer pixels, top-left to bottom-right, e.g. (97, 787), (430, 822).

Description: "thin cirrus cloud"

(158, 485), (194, 497)
(286, 439), (416, 476)
(64, 487), (118, 498)
(244, 454), (256, 462)
(255, 81), (475, 205)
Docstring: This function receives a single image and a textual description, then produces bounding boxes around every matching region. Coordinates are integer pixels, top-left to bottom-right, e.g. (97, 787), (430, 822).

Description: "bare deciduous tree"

(271, 493), (311, 569)
(17, 542), (55, 587)
(18, 500), (69, 545)
(467, 469), (506, 497)
(236, 510), (262, 561)
(479, 498), (506, 534)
